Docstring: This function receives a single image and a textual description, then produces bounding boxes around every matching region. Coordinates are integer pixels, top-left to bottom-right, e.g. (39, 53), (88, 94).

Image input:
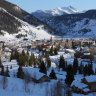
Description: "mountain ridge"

(32, 6), (81, 20)
(31, 7), (96, 38)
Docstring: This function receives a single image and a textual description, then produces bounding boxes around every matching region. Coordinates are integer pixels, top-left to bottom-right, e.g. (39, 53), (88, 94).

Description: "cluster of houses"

(71, 75), (96, 95)
(0, 37), (96, 95)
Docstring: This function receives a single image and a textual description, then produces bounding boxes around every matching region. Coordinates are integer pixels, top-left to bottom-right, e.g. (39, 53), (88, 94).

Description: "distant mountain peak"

(32, 6), (81, 19)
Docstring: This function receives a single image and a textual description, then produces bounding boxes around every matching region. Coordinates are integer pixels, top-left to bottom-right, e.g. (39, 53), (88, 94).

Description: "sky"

(6, 0), (96, 13)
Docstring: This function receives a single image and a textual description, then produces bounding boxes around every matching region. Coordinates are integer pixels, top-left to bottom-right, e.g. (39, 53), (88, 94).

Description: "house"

(81, 76), (96, 92)
(64, 49), (75, 55)
(24, 68), (50, 83)
(81, 52), (91, 59)
(71, 75), (96, 95)
(71, 79), (89, 95)
(74, 51), (83, 58)
(4, 47), (11, 52)
(42, 44), (50, 51)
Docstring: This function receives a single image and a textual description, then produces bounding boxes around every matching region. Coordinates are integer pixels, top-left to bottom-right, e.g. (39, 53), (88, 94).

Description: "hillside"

(32, 9), (96, 37)
(0, 0), (55, 40)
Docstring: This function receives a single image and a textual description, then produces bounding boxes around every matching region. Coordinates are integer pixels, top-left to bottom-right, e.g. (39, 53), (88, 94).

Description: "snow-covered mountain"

(32, 6), (81, 19)
(0, 0), (55, 40)
(32, 8), (96, 38)
(0, 7), (52, 40)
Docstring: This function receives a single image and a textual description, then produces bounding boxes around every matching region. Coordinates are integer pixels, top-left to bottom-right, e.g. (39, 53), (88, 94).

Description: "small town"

(0, 37), (96, 96)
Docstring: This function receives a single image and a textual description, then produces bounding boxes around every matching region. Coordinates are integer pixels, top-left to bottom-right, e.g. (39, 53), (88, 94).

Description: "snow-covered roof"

(85, 75), (96, 83)
(11, 60), (17, 63)
(65, 49), (75, 53)
(1, 57), (8, 62)
(83, 53), (90, 55)
(71, 80), (88, 89)
(23, 68), (45, 80)
(83, 88), (90, 92)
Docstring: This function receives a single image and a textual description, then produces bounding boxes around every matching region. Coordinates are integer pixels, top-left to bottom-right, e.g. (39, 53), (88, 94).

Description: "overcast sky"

(6, 0), (96, 13)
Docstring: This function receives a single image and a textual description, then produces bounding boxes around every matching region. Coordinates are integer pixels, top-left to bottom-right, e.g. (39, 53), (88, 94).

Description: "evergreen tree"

(57, 43), (60, 51)
(18, 50), (29, 66)
(0, 57), (2, 67)
(29, 53), (35, 66)
(54, 48), (58, 55)
(46, 56), (51, 69)
(38, 55), (43, 67)
(22, 50), (26, 56)
(64, 43), (68, 49)
(50, 46), (54, 56)
(59, 55), (65, 71)
(17, 66), (24, 79)
(65, 65), (74, 86)
(15, 50), (20, 61)
(73, 58), (78, 75)
(65, 61), (68, 71)
(49, 69), (57, 79)
(72, 41), (75, 49)
(83, 65), (88, 77)
(33, 60), (36, 68)
(45, 51), (49, 58)
(1, 65), (4, 76)
(42, 50), (45, 56)
(18, 54), (24, 66)
(95, 68), (96, 75)
(10, 65), (12, 69)
(79, 62), (83, 74)
(10, 50), (20, 62)
(87, 63), (94, 75)
(5, 66), (10, 77)
(10, 50), (15, 61)
(39, 61), (47, 74)
(27, 50), (29, 56)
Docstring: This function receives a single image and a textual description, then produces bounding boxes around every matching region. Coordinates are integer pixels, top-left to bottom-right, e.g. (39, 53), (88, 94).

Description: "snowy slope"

(45, 18), (96, 38)
(0, 7), (53, 40)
